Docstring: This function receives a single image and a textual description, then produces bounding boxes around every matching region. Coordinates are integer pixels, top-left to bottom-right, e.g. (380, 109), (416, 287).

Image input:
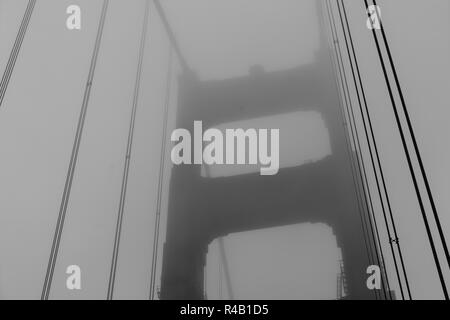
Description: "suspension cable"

(0, 0), (36, 109)
(218, 238), (234, 300)
(218, 249), (223, 300)
(107, 0), (151, 300)
(41, 0), (110, 300)
(372, 0), (450, 276)
(153, 0), (189, 72)
(331, 0), (400, 299)
(364, 0), (449, 299)
(338, 0), (411, 299)
(320, 0), (376, 299)
(325, 0), (388, 299)
(149, 47), (173, 300)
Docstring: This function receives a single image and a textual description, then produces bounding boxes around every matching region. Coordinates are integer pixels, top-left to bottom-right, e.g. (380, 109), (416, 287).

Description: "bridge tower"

(159, 1), (384, 300)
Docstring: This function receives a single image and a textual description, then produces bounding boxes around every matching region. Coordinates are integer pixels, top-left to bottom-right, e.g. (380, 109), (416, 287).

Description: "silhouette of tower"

(159, 1), (384, 300)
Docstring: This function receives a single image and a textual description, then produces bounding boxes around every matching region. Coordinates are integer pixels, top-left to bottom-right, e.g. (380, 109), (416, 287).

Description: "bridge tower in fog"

(159, 1), (385, 300)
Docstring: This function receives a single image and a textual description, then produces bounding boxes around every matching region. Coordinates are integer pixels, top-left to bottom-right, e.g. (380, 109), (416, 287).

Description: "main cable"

(153, 0), (189, 72)
(333, 0), (403, 299)
(364, 0), (448, 299)
(0, 0), (36, 109)
(338, 0), (411, 299)
(371, 0), (450, 275)
(41, 0), (110, 300)
(326, 0), (388, 299)
(322, 0), (379, 299)
(107, 0), (151, 300)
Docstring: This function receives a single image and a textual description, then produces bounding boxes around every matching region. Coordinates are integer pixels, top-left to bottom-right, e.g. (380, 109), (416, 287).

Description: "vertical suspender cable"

(149, 47), (173, 300)
(218, 238), (234, 300)
(107, 0), (151, 300)
(218, 251), (223, 300)
(41, 0), (110, 300)
(0, 0), (36, 109)
(364, 0), (449, 299)
(338, 0), (412, 299)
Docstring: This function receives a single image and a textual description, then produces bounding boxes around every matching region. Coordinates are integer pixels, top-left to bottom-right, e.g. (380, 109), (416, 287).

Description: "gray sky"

(0, 0), (449, 300)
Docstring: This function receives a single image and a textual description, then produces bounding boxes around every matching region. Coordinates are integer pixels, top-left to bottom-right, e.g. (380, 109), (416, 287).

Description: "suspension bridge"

(0, 0), (449, 300)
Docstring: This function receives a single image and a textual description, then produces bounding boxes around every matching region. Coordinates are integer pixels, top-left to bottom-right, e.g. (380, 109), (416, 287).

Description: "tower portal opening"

(205, 223), (342, 300)
(201, 110), (331, 178)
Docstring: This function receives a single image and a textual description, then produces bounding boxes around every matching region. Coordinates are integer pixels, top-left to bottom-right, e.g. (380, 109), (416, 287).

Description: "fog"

(0, 0), (449, 300)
